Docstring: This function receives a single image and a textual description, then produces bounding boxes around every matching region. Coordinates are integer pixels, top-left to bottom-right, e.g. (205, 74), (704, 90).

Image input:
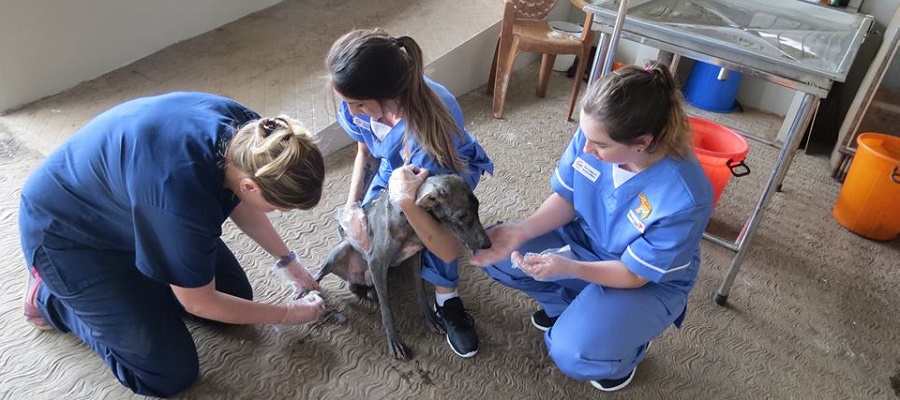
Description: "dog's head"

(415, 174), (492, 251)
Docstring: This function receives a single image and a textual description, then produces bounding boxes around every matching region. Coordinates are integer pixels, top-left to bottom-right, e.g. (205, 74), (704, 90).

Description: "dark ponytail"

(326, 29), (465, 172)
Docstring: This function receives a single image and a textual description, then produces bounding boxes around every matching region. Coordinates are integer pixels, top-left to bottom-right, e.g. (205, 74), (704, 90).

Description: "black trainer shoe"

(590, 367), (636, 392)
(434, 297), (478, 358)
(531, 309), (558, 332)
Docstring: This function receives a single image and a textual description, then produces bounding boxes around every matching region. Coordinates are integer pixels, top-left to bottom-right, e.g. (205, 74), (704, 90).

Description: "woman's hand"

(512, 251), (577, 281)
(470, 222), (531, 266)
(276, 258), (322, 296)
(388, 164), (428, 208)
(281, 291), (327, 325)
(340, 202), (370, 252)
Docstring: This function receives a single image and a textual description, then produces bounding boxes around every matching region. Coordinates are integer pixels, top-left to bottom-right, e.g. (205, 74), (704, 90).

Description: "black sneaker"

(434, 297), (478, 358)
(590, 367), (636, 392)
(531, 309), (558, 332)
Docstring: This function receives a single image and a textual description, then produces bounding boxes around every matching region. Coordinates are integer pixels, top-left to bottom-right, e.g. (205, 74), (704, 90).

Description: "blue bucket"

(683, 60), (742, 113)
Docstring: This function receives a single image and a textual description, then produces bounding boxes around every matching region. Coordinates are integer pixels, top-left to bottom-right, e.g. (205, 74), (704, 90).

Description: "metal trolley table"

(583, 0), (873, 305)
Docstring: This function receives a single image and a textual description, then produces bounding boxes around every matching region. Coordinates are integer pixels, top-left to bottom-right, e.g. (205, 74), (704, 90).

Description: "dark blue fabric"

(19, 92), (258, 288)
(18, 92), (258, 396)
(32, 239), (251, 397)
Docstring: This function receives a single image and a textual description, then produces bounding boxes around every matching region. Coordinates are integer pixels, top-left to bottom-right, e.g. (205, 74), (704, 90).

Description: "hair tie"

(261, 118), (279, 137)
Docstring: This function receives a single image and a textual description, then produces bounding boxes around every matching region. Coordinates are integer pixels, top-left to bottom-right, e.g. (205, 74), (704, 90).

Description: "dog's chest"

(386, 216), (424, 266)
(392, 242), (423, 266)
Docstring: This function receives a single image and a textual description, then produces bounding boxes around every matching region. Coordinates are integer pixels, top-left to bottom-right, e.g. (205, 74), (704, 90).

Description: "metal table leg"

(587, 0), (629, 84)
(588, 32), (611, 84)
(713, 92), (820, 305)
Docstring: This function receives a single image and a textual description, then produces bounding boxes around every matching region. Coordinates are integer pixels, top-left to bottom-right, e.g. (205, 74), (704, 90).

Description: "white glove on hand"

(339, 202), (371, 253)
(274, 252), (321, 296)
(281, 290), (326, 325)
(510, 245), (577, 282)
(388, 165), (428, 206)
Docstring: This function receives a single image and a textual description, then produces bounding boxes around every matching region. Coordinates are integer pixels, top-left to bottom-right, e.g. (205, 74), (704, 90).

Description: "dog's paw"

(424, 313), (445, 334)
(387, 336), (409, 360)
(323, 310), (347, 325)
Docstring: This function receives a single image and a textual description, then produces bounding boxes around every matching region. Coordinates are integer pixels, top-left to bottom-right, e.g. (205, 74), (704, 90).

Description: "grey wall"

(0, 0), (282, 113)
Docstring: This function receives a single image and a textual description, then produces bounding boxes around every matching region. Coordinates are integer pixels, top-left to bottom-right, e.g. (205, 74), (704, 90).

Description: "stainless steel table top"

(585, 0), (873, 94)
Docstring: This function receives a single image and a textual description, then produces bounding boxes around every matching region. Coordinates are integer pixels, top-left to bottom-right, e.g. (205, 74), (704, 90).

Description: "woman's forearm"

(521, 193), (577, 241)
(347, 143), (379, 204)
(396, 199), (460, 262)
(172, 282), (288, 324)
(229, 202), (290, 258)
(571, 259), (649, 289)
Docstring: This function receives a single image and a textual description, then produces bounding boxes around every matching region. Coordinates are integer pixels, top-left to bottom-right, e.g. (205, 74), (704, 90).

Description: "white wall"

(0, 0), (282, 113)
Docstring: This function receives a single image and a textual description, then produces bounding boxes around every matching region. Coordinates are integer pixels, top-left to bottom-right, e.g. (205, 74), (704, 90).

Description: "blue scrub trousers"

(482, 227), (683, 381)
(31, 239), (251, 398)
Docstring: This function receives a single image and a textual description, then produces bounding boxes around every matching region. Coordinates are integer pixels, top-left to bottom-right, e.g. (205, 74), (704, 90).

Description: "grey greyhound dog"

(314, 174), (491, 359)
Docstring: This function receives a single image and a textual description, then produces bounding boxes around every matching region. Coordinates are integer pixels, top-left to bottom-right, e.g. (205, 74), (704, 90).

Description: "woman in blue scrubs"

(472, 64), (714, 392)
(325, 29), (493, 358)
(19, 92), (328, 397)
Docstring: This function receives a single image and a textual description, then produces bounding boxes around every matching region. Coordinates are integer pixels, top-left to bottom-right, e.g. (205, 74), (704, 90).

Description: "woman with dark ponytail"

(473, 63), (714, 392)
(19, 92), (328, 397)
(326, 28), (493, 358)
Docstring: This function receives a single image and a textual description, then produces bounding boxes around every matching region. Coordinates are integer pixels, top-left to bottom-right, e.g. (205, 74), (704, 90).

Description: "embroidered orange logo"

(635, 193), (652, 220)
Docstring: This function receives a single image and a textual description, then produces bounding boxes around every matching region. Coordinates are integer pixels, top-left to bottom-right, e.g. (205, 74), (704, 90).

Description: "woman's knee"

(546, 319), (635, 380)
(548, 335), (597, 380)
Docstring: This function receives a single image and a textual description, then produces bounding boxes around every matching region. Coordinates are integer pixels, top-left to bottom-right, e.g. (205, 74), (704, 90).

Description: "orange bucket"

(690, 116), (750, 207)
(832, 133), (900, 241)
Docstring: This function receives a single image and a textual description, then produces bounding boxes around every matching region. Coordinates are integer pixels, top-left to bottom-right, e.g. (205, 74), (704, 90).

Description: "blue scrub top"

(336, 77), (493, 203)
(550, 128), (714, 293)
(19, 92), (260, 288)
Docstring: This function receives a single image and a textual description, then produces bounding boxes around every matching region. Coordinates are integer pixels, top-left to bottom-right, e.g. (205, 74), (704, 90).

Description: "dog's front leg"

(370, 256), (408, 359)
(405, 251), (442, 334)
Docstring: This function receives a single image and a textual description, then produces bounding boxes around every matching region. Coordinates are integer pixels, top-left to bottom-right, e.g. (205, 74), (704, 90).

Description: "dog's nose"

(479, 237), (492, 249)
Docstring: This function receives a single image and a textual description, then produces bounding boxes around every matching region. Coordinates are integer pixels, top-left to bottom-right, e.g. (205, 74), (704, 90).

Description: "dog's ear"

(415, 191), (439, 211)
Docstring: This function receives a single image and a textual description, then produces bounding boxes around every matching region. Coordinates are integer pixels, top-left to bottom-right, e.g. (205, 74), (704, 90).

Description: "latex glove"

(281, 290), (327, 325)
(510, 249), (577, 282)
(388, 165), (428, 206)
(274, 254), (321, 296)
(470, 222), (531, 266)
(339, 202), (371, 253)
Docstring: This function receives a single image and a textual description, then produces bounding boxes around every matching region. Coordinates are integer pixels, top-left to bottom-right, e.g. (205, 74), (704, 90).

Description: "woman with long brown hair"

(326, 28), (494, 359)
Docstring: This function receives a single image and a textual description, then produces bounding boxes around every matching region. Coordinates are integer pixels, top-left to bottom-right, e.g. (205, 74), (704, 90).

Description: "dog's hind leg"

(314, 240), (347, 282)
(369, 256), (409, 359)
(404, 251), (443, 334)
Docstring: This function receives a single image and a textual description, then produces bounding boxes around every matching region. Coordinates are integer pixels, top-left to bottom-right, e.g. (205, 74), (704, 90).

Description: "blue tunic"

(551, 128), (713, 291)
(19, 92), (258, 288)
(483, 127), (713, 381)
(336, 77), (494, 287)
